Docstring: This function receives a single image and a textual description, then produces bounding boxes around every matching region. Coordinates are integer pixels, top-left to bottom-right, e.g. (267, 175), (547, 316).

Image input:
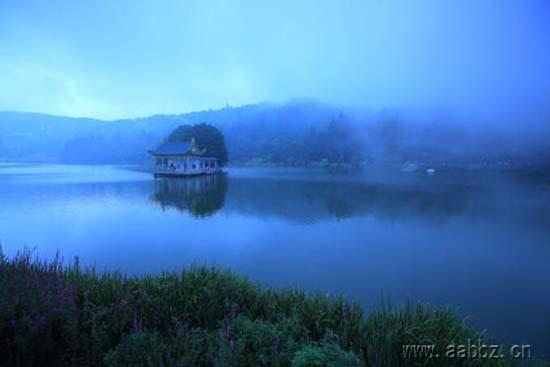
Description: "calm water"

(1, 163), (549, 356)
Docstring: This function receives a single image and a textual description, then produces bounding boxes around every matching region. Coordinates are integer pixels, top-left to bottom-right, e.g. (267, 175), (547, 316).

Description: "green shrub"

(291, 341), (361, 367)
(103, 332), (169, 367)
(0, 251), (517, 367)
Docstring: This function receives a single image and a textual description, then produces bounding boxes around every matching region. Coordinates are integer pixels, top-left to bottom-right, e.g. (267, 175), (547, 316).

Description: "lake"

(1, 163), (549, 357)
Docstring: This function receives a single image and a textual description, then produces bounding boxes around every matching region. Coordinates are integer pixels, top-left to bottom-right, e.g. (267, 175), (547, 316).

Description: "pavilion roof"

(149, 140), (208, 157)
(150, 142), (191, 156)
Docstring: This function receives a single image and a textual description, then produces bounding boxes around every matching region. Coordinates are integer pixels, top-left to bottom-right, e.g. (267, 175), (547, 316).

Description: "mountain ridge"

(1, 101), (549, 167)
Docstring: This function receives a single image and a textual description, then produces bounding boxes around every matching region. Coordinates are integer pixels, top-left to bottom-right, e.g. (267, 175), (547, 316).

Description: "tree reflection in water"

(151, 174), (227, 217)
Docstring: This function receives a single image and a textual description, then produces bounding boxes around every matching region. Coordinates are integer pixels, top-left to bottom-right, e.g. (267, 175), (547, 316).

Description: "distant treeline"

(1, 100), (549, 167)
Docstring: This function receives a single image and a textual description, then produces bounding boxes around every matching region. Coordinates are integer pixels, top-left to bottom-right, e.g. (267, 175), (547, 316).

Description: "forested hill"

(1, 100), (549, 167)
(0, 100), (348, 164)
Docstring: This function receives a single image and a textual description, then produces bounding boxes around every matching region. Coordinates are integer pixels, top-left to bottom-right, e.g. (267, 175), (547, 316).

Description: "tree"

(377, 119), (402, 162)
(168, 123), (228, 166)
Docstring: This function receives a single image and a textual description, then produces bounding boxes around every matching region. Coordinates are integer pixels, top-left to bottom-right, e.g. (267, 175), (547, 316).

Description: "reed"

(0, 249), (512, 366)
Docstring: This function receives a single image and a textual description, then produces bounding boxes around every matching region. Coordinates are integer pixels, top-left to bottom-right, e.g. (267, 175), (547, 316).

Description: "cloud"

(0, 0), (549, 120)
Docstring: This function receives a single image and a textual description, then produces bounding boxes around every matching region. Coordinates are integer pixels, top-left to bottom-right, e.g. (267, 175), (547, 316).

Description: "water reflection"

(151, 174), (228, 217)
(226, 178), (471, 222)
(1, 165), (550, 355)
(224, 176), (550, 230)
(145, 169), (550, 230)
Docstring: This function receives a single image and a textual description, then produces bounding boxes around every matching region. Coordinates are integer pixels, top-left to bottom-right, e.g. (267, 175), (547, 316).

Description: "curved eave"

(149, 151), (218, 160)
(149, 150), (208, 157)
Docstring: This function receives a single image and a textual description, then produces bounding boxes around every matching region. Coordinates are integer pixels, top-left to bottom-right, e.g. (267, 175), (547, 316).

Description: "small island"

(148, 124), (227, 177)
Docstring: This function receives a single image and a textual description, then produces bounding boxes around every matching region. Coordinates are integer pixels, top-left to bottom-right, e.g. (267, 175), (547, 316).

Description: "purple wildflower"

(230, 303), (239, 317)
(132, 312), (143, 333)
(272, 336), (280, 353)
(132, 289), (144, 298)
(117, 299), (129, 311)
(40, 315), (47, 324)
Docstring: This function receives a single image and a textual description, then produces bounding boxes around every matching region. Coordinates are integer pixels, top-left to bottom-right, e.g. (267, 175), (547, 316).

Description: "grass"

(0, 249), (518, 367)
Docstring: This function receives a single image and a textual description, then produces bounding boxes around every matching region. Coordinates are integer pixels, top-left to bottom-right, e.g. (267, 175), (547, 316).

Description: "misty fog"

(2, 1), (550, 363)
(1, 1), (549, 170)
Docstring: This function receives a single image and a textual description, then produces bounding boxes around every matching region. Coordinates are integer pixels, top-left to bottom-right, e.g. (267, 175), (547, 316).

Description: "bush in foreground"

(0, 250), (510, 366)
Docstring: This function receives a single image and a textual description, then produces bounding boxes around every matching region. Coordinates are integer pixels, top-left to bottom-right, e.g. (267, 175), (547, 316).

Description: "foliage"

(291, 340), (361, 367)
(168, 123), (228, 166)
(4, 102), (550, 167)
(227, 113), (366, 167)
(103, 332), (171, 367)
(0, 250), (514, 367)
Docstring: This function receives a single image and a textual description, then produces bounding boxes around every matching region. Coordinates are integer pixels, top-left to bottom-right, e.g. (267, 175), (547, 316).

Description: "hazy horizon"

(2, 0), (550, 121)
(1, 2), (550, 361)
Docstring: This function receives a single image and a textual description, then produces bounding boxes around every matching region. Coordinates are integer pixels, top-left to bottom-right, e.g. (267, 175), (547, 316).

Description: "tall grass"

(0, 250), (512, 366)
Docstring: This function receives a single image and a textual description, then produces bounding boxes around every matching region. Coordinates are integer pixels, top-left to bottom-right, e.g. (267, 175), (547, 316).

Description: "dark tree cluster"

(168, 123), (228, 166)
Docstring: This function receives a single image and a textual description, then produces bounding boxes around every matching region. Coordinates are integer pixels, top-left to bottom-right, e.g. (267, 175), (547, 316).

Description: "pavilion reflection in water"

(151, 173), (227, 217)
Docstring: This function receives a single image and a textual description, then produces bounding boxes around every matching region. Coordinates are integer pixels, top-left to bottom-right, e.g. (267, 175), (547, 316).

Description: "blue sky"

(1, 0), (549, 119)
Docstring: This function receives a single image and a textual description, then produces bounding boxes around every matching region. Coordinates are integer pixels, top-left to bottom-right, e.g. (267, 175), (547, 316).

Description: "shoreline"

(1, 250), (534, 366)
